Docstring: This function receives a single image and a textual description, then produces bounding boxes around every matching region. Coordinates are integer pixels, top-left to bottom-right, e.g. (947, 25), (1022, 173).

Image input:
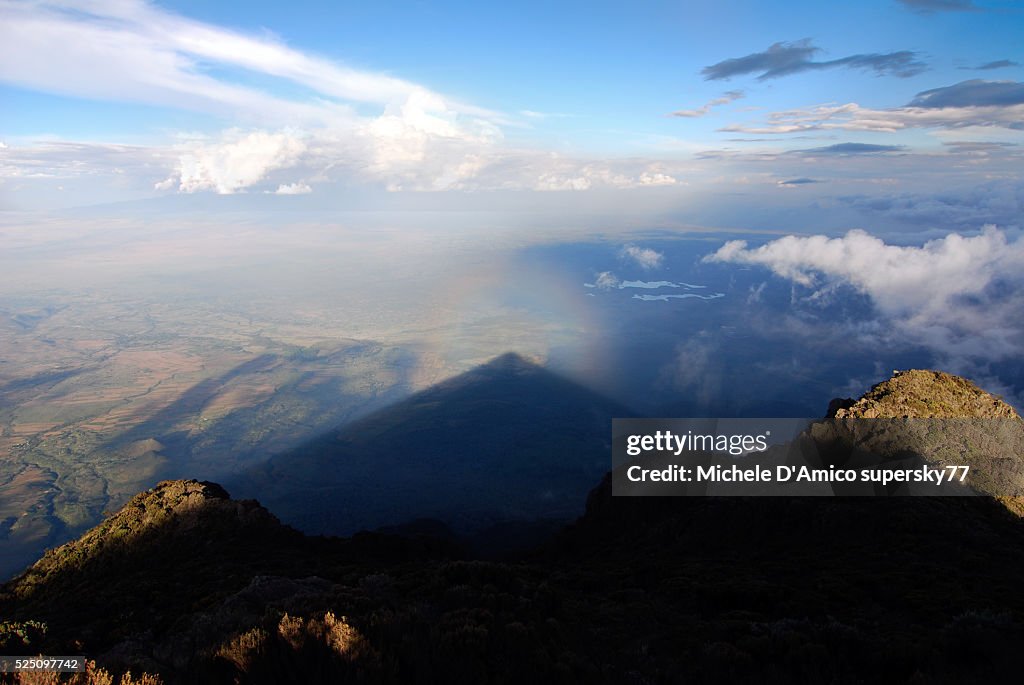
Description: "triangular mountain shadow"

(228, 352), (634, 539)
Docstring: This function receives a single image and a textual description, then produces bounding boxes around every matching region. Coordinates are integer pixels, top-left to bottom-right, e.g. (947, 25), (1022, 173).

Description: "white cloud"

(535, 174), (592, 191)
(0, 0), (495, 125)
(160, 130), (306, 194)
(531, 163), (680, 192)
(358, 90), (504, 190)
(0, 2), (702, 197)
(671, 90), (744, 118)
(0, 3), (700, 194)
(274, 182), (312, 195)
(0, 139), (172, 181)
(590, 271), (620, 290)
(704, 226), (1024, 372)
(0, 0), (518, 194)
(620, 245), (665, 270)
(637, 172), (678, 186)
(0, 2), (697, 196)
(0, 0), (341, 126)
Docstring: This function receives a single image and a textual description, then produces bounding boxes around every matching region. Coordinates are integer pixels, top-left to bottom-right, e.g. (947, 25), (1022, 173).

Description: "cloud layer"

(0, 0), (487, 123)
(794, 143), (905, 155)
(720, 80), (1024, 133)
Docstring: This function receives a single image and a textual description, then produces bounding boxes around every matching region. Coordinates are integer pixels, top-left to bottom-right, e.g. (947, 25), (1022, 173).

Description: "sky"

(1, 0), (1023, 215)
(2, 0), (1024, 401)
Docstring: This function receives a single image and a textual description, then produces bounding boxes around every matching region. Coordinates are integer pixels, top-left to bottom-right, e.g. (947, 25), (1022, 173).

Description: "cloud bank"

(704, 227), (1024, 377)
(0, 0), (682, 196)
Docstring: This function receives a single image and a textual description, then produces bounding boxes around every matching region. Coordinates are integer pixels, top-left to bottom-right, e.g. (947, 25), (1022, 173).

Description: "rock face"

(829, 369), (1019, 419)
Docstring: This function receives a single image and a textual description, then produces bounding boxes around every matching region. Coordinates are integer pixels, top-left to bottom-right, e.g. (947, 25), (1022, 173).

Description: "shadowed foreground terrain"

(3, 369), (1024, 683)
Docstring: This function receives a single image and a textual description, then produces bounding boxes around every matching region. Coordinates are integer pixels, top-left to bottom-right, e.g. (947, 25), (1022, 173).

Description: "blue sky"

(1, 0), (1022, 211)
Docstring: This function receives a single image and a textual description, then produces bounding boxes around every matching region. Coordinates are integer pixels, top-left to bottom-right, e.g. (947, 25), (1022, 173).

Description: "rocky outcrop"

(829, 369), (1019, 419)
(825, 370), (1024, 513)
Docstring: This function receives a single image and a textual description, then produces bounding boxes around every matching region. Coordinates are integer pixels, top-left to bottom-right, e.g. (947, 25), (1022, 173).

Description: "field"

(0, 214), (600, 579)
(0, 286), (442, 577)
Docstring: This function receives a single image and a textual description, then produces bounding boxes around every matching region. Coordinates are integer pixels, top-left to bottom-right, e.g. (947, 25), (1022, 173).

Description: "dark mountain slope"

(232, 352), (632, 536)
(543, 370), (1024, 680)
(558, 368), (1024, 565)
(3, 369), (1024, 683)
(0, 480), (460, 667)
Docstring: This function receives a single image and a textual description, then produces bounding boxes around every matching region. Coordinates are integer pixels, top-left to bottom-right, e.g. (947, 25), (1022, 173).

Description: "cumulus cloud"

(159, 130), (306, 194)
(620, 245), (665, 270)
(671, 90), (745, 118)
(4, 131), (692, 198)
(0, 1), (699, 197)
(703, 227), (1024, 374)
(354, 89), (505, 191)
(274, 182), (312, 195)
(0, 0), (525, 194)
(529, 162), (679, 192)
(702, 40), (927, 81)
(535, 174), (592, 191)
(590, 272), (621, 290)
(637, 172), (679, 186)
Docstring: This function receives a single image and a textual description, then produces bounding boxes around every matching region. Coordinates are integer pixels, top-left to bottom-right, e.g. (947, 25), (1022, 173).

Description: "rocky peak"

(829, 369), (1020, 419)
(9, 480), (285, 592)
